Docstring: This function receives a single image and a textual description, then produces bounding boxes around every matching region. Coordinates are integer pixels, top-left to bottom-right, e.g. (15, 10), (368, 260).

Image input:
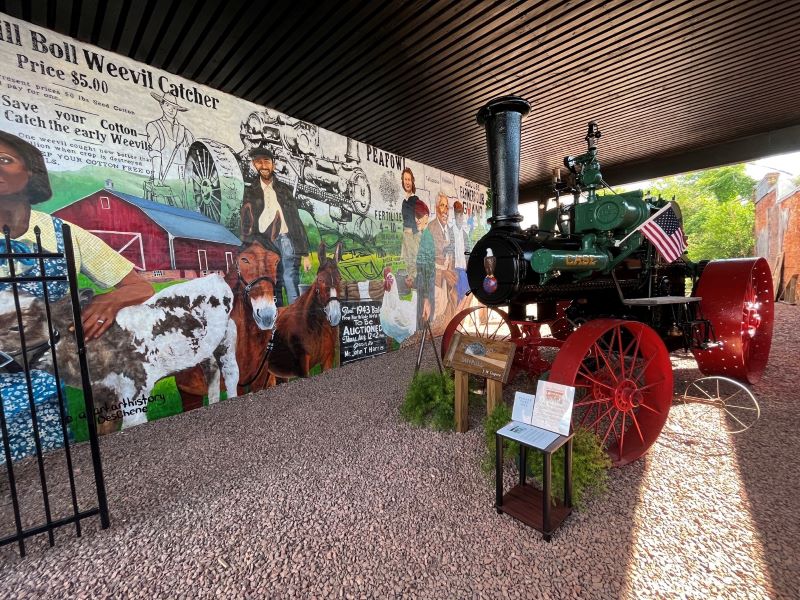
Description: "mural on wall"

(0, 13), (487, 451)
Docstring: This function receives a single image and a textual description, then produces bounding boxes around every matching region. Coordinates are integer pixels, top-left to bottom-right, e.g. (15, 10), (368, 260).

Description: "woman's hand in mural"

(81, 270), (154, 340)
(303, 255), (312, 272)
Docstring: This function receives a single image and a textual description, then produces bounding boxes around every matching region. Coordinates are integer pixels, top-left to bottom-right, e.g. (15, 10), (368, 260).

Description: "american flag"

(641, 204), (686, 262)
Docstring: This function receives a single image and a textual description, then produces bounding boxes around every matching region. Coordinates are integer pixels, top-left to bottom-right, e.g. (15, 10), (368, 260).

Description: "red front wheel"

(549, 319), (673, 467)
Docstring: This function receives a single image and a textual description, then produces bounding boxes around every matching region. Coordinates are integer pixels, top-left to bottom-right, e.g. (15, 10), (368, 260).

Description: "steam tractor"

(182, 109), (371, 232)
(443, 97), (773, 466)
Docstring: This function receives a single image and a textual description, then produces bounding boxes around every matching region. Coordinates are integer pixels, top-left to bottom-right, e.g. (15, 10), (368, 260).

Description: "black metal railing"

(0, 223), (109, 557)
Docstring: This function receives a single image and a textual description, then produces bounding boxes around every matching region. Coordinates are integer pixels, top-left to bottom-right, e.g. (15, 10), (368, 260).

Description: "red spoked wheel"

(440, 306), (520, 361)
(549, 319), (673, 467)
(692, 258), (774, 384)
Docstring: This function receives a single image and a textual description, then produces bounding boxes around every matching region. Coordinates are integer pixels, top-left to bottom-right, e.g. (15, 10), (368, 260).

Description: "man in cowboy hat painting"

(146, 91), (195, 186)
(240, 145), (311, 305)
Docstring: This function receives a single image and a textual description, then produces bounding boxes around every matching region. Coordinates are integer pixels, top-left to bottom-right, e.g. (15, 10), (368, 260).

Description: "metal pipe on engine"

(476, 96), (531, 229)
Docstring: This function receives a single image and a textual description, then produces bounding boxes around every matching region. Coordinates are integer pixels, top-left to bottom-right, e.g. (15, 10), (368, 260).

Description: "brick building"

(754, 173), (800, 300)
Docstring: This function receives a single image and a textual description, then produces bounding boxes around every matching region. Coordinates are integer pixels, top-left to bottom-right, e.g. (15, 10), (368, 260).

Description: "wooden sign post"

(443, 333), (516, 433)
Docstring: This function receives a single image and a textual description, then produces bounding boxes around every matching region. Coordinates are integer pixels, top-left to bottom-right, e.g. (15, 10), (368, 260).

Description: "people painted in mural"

(0, 130), (155, 450)
(400, 167), (421, 289)
(451, 201), (471, 305)
(145, 91), (195, 205)
(416, 193), (459, 328)
(240, 145), (311, 305)
(0, 130), (154, 340)
(415, 199), (434, 328)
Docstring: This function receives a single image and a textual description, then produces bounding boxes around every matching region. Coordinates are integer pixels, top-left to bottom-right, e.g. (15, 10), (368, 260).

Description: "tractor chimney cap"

(476, 96), (531, 125)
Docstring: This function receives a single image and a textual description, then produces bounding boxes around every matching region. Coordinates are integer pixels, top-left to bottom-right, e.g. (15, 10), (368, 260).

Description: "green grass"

(64, 376), (196, 441)
(38, 167), (150, 213)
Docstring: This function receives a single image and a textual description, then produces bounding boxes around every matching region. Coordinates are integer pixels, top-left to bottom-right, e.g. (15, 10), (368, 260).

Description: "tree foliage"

(649, 164), (756, 261)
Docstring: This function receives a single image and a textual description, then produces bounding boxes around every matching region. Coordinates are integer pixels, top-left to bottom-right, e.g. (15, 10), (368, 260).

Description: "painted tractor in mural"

(183, 109), (373, 241)
(443, 97), (773, 466)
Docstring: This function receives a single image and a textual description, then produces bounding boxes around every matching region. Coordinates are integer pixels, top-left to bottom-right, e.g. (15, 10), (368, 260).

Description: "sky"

(518, 151), (800, 227)
(744, 151), (800, 180)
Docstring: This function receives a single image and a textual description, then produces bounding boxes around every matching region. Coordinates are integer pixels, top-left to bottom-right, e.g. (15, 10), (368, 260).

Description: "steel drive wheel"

(185, 140), (245, 225)
(549, 319), (673, 467)
(692, 258), (774, 384)
(440, 306), (520, 361)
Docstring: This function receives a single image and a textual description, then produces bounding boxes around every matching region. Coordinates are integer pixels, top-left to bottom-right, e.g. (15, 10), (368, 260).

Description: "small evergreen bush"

(526, 427), (611, 509)
(482, 403), (519, 473)
(400, 369), (455, 430)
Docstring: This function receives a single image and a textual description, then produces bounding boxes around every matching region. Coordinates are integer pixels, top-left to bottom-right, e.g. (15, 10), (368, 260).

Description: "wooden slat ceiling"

(4, 0), (800, 201)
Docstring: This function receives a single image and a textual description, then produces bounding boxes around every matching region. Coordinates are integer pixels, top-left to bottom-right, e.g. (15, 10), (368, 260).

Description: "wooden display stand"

(495, 430), (574, 541)
(444, 333), (516, 433)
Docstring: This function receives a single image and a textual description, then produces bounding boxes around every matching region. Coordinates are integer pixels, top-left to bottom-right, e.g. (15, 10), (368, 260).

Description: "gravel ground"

(0, 304), (797, 599)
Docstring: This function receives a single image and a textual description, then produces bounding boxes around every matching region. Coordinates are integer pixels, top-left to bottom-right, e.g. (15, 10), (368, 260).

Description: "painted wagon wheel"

(348, 167), (372, 216)
(185, 140), (245, 225)
(440, 306), (520, 361)
(680, 376), (759, 434)
(549, 319), (672, 467)
(692, 257), (774, 384)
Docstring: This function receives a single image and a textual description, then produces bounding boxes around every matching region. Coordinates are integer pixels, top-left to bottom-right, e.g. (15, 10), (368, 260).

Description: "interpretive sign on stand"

(443, 333), (516, 432)
(532, 380), (574, 436)
(443, 332), (516, 383)
(339, 301), (387, 364)
(498, 383), (574, 448)
(495, 385), (576, 541)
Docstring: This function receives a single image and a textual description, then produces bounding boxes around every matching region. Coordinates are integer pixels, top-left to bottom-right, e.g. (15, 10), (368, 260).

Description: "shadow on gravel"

(727, 304), (800, 598)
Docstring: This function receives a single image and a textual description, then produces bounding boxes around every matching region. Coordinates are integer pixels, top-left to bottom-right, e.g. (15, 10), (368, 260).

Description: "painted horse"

(267, 241), (343, 379)
(174, 240), (280, 406)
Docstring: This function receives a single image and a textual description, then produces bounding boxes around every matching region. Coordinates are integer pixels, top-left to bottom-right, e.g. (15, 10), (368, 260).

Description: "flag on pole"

(641, 203), (687, 262)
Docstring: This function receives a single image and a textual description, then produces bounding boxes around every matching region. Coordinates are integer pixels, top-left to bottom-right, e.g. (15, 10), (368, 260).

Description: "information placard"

(532, 380), (575, 436)
(339, 300), (387, 364)
(443, 332), (516, 383)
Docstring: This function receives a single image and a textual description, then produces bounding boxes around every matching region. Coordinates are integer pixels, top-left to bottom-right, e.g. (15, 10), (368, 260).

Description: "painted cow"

(0, 274), (239, 434)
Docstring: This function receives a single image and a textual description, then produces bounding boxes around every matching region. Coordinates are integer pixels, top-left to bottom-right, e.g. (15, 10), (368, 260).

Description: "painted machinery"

(442, 97), (773, 465)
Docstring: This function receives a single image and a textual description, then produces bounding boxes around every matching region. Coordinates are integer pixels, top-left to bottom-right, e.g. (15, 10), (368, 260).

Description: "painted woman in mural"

(0, 130), (154, 339)
(413, 199), (432, 329)
(400, 167), (421, 289)
(417, 193), (458, 329)
(0, 130), (155, 454)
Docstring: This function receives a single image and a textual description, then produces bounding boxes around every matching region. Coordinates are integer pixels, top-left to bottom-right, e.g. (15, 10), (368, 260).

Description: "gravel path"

(0, 304), (797, 599)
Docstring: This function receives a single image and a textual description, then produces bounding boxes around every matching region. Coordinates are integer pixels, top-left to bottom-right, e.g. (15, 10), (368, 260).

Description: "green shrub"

(482, 403), (519, 473)
(400, 369), (455, 431)
(525, 427), (611, 509)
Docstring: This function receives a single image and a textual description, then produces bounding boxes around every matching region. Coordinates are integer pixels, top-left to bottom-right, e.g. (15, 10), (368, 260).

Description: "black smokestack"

(476, 96), (530, 228)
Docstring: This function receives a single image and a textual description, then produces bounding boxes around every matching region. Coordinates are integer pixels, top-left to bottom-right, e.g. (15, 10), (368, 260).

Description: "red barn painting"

(54, 188), (242, 273)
